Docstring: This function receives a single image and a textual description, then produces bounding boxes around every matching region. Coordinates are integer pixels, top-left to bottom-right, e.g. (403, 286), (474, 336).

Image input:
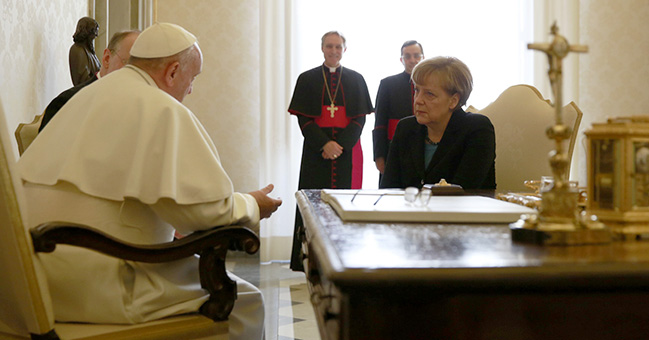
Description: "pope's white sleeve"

(149, 193), (260, 235)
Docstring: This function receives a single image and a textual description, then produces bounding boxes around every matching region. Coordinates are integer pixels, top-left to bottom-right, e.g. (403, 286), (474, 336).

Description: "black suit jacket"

(380, 109), (496, 190)
(39, 74), (98, 132)
(372, 71), (413, 160)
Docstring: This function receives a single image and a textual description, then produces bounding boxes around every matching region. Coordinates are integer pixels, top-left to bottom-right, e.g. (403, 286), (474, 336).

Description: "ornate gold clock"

(586, 116), (649, 238)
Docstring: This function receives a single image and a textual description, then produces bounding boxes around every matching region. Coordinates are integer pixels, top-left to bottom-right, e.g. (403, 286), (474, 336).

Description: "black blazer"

(39, 74), (98, 132)
(372, 71), (413, 160)
(380, 108), (496, 190)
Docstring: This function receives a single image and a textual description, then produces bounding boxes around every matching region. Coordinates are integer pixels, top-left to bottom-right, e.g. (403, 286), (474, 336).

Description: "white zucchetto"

(130, 22), (197, 58)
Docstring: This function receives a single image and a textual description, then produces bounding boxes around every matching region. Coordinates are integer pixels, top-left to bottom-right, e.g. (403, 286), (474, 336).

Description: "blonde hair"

(411, 56), (473, 109)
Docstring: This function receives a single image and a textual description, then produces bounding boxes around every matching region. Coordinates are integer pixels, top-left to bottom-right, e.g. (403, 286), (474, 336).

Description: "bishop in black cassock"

(288, 31), (373, 270)
(289, 64), (373, 189)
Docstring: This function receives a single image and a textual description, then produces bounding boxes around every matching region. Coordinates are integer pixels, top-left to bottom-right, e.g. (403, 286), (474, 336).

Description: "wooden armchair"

(0, 99), (259, 339)
(467, 85), (583, 193)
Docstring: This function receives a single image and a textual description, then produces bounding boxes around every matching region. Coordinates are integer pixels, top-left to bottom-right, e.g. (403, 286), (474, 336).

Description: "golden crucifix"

(528, 22), (588, 125)
(511, 23), (610, 244)
(528, 22), (588, 226)
(327, 103), (338, 118)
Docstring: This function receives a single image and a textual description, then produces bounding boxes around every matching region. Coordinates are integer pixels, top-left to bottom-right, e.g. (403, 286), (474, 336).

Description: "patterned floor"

(227, 255), (320, 340)
(277, 275), (320, 340)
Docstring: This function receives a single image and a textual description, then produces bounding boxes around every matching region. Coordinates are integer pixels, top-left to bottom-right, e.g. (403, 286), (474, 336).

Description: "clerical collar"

(324, 64), (341, 73)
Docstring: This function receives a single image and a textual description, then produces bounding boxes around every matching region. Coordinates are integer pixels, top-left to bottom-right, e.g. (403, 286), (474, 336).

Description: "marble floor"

(227, 253), (321, 340)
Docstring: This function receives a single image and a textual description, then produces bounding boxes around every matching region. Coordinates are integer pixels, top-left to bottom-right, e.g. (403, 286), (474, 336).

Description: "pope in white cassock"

(17, 23), (282, 340)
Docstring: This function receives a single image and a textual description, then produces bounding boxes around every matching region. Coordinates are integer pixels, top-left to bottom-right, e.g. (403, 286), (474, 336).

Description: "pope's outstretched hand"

(249, 184), (282, 219)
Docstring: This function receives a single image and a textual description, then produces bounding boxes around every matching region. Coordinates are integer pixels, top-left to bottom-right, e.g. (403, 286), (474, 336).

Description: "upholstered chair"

(466, 85), (582, 193)
(14, 113), (43, 155)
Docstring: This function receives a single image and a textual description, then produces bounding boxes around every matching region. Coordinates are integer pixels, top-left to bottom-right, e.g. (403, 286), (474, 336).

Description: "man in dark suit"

(373, 40), (424, 178)
(39, 30), (140, 132)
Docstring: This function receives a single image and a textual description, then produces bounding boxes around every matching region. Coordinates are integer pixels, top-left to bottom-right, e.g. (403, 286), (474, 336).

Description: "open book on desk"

(320, 189), (536, 223)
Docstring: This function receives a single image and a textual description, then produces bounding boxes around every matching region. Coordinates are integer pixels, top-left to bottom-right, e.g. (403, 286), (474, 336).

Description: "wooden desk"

(296, 189), (649, 340)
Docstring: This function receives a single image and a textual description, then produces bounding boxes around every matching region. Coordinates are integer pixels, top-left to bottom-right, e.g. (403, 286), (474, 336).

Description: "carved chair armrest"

(30, 222), (260, 321)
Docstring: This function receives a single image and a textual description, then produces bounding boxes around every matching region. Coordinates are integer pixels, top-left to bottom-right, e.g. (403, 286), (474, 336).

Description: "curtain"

(259, 0), (302, 262)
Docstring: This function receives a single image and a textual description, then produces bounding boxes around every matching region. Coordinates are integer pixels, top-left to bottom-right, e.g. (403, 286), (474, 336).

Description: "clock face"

(635, 144), (649, 174)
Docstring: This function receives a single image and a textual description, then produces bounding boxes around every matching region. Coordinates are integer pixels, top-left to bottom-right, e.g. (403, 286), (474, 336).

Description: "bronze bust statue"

(69, 17), (101, 86)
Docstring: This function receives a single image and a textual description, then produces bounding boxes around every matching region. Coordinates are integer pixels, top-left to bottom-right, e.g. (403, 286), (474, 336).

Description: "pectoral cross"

(327, 103), (338, 118)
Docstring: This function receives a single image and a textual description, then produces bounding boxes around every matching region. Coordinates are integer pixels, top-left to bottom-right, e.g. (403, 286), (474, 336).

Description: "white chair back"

(0, 98), (56, 338)
(467, 85), (582, 193)
(14, 113), (44, 155)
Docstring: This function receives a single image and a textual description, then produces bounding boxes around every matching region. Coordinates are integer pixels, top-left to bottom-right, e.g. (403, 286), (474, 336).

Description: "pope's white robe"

(18, 65), (264, 339)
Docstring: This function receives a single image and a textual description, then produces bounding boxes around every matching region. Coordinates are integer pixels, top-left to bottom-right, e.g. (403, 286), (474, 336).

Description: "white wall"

(0, 0), (88, 160)
(574, 0), (649, 185)
(157, 0), (261, 195)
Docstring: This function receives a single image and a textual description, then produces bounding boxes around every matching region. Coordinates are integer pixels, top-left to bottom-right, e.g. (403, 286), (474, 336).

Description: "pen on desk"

(351, 190), (361, 203)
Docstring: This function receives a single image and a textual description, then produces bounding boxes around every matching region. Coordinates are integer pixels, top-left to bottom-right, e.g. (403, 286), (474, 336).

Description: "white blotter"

(321, 189), (536, 223)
